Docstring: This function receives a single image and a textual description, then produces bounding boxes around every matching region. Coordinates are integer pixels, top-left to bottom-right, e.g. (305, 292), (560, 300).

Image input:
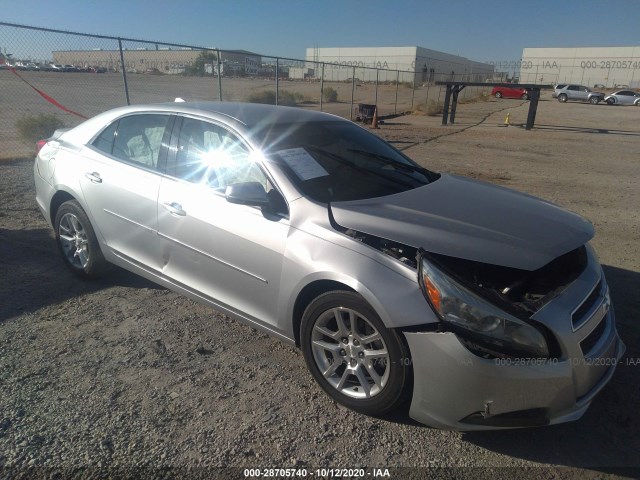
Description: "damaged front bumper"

(404, 249), (626, 430)
(405, 326), (624, 430)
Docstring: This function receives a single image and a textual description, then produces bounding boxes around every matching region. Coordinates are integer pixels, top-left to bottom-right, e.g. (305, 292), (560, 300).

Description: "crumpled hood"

(330, 174), (594, 271)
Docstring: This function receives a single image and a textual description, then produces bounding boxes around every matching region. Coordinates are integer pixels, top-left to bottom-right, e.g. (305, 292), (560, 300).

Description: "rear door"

(157, 116), (290, 327)
(566, 85), (581, 100)
(79, 113), (173, 270)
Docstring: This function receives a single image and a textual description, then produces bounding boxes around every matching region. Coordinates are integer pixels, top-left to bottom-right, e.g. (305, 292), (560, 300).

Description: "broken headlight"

(419, 255), (549, 358)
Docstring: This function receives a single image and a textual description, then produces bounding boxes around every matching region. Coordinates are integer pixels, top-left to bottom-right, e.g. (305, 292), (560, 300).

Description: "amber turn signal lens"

(423, 275), (442, 312)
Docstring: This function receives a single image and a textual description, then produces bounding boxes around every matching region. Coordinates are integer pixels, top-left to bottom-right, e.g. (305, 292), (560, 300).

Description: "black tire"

(54, 200), (109, 279)
(606, 98), (615, 105)
(301, 291), (411, 416)
(558, 93), (568, 103)
(590, 96), (600, 104)
(521, 93), (529, 100)
(494, 91), (503, 98)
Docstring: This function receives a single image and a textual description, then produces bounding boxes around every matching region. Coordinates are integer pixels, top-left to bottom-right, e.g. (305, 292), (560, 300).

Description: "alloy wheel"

(58, 212), (90, 269)
(310, 307), (390, 399)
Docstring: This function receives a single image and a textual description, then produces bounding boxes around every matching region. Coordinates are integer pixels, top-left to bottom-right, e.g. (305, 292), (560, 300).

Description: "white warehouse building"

(519, 46), (640, 88)
(298, 46), (494, 83)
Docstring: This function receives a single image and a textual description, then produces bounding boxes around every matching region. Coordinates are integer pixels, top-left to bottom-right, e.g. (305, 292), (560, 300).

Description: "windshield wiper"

(346, 148), (434, 179)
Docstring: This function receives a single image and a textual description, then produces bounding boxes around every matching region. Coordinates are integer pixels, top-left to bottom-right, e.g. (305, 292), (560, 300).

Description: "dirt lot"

(1, 96), (639, 478)
(0, 70), (487, 158)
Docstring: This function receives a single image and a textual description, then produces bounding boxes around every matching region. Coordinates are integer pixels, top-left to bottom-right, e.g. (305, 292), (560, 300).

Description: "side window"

(175, 117), (267, 192)
(568, 85), (579, 91)
(92, 121), (118, 154)
(112, 114), (170, 169)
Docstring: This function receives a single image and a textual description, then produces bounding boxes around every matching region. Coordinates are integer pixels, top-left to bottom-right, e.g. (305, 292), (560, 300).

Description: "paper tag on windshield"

(277, 147), (329, 181)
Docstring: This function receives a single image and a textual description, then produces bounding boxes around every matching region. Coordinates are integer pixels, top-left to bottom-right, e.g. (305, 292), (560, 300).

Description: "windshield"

(256, 121), (437, 203)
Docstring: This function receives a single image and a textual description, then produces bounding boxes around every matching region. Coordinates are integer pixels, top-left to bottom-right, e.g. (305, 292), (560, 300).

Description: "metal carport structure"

(435, 82), (553, 130)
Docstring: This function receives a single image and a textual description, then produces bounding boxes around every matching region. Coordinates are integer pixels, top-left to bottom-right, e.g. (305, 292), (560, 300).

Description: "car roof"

(62, 101), (347, 148)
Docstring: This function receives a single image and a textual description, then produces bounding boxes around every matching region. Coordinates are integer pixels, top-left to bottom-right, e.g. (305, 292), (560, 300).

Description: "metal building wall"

(305, 46), (493, 83)
(520, 46), (640, 88)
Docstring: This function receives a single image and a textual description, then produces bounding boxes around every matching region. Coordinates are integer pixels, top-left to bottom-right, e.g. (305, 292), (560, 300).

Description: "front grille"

(572, 280), (602, 328)
(580, 317), (607, 356)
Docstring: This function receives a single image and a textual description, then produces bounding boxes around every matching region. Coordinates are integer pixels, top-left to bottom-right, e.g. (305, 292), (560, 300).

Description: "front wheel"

(301, 291), (411, 416)
(606, 98), (615, 105)
(558, 93), (568, 102)
(590, 96), (600, 104)
(521, 93), (529, 100)
(54, 200), (109, 279)
(494, 91), (503, 98)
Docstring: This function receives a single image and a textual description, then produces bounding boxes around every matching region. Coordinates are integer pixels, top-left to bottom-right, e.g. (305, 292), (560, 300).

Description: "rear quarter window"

(91, 121), (118, 154)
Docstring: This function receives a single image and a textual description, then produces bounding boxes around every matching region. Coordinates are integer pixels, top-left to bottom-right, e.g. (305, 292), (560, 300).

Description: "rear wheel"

(301, 291), (411, 416)
(494, 91), (503, 98)
(521, 93), (529, 100)
(54, 200), (109, 279)
(590, 96), (600, 104)
(558, 93), (568, 102)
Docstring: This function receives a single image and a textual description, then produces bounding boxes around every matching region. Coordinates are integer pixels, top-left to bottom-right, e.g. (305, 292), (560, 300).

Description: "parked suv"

(554, 84), (604, 104)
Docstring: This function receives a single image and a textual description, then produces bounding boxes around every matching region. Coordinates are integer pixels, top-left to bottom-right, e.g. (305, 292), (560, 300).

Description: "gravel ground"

(1, 96), (639, 479)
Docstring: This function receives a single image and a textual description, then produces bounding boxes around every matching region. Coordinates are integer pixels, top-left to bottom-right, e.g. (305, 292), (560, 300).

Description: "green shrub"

(323, 86), (338, 103)
(15, 114), (65, 145)
(246, 89), (303, 107)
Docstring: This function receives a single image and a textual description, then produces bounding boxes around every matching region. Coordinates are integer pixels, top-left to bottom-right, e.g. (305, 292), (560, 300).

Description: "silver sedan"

(604, 89), (640, 105)
(34, 102), (625, 430)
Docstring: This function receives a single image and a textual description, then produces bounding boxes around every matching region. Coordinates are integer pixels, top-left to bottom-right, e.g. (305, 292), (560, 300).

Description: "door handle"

(84, 172), (102, 183)
(163, 202), (186, 216)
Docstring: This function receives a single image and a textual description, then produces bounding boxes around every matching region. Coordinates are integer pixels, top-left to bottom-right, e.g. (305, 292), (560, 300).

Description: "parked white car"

(604, 90), (640, 106)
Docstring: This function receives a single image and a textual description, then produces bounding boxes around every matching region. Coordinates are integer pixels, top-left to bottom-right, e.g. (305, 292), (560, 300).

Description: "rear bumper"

(34, 159), (55, 228)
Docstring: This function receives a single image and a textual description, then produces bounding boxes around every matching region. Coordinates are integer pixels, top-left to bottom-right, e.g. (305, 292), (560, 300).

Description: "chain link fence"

(1, 22), (496, 158)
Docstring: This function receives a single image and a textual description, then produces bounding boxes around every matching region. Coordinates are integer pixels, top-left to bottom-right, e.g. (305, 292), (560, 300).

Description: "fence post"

(117, 38), (130, 105)
(350, 66), (356, 120)
(217, 50), (223, 101)
(411, 72), (416, 110)
(275, 58), (279, 106)
(394, 70), (399, 114)
(320, 63), (324, 112)
(375, 69), (379, 107)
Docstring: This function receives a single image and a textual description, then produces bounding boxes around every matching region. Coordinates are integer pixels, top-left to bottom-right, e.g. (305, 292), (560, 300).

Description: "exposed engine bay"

(341, 226), (587, 317)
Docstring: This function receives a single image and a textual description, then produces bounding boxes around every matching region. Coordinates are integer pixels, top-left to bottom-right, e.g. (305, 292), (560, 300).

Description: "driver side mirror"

(225, 182), (269, 207)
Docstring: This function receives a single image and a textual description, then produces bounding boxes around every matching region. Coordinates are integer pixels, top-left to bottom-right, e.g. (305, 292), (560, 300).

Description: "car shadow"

(0, 227), (163, 323)
(532, 124), (640, 137)
(461, 264), (640, 471)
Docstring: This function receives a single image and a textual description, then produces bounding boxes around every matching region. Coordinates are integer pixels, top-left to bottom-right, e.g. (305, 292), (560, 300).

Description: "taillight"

(36, 139), (47, 155)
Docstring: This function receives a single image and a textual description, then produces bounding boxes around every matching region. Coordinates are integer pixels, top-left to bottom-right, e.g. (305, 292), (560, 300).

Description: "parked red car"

(491, 86), (529, 100)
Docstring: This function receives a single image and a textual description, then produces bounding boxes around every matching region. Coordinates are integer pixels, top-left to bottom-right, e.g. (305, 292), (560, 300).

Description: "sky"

(1, 0), (639, 63)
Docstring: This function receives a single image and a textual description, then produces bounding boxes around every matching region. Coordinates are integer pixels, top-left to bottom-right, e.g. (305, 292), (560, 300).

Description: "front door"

(157, 116), (290, 328)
